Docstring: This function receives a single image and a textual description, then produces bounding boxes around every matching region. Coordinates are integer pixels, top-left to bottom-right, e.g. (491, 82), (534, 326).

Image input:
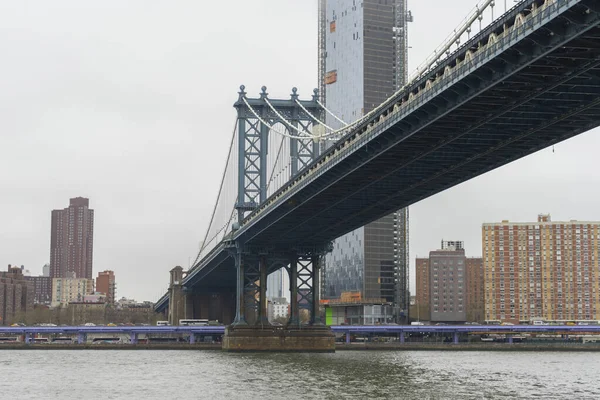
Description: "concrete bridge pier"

(223, 249), (334, 352)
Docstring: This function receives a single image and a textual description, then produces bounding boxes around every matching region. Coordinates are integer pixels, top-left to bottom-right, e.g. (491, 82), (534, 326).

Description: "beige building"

(483, 214), (600, 324)
(52, 277), (94, 307)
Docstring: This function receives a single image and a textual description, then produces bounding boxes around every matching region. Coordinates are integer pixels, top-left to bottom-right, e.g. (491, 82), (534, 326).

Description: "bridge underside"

(237, 2), (600, 248)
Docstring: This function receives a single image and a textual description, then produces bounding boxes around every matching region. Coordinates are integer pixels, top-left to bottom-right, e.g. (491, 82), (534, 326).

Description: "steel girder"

(234, 86), (322, 223)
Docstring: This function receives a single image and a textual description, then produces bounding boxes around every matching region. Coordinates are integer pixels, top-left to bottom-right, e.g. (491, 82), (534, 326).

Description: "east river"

(1, 350), (599, 399)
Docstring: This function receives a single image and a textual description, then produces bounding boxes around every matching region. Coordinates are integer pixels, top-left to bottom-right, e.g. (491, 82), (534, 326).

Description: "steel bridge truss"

(234, 86), (323, 223)
(231, 245), (329, 326)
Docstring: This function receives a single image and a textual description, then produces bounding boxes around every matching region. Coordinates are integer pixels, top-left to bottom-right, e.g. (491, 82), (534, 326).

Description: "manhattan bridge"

(154, 0), (600, 350)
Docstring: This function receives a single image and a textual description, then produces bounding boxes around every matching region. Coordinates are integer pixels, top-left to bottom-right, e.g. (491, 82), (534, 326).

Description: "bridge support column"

(345, 332), (351, 344)
(223, 246), (334, 352)
(130, 332), (138, 345)
(232, 251), (247, 326)
(453, 332), (459, 345)
(77, 332), (86, 345)
(189, 333), (195, 344)
(507, 335), (513, 344)
(25, 333), (32, 344)
(257, 256), (270, 325)
(310, 255), (323, 325)
(288, 257), (299, 326)
(399, 332), (405, 344)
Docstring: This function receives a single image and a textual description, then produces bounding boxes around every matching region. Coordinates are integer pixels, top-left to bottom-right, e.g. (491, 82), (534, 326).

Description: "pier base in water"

(222, 325), (335, 352)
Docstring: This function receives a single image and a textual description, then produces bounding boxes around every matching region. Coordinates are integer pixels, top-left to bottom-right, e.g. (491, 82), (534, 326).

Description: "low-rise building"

(322, 291), (395, 325)
(116, 297), (137, 309)
(83, 293), (106, 303)
(96, 270), (116, 305)
(268, 298), (289, 322)
(52, 277), (94, 307)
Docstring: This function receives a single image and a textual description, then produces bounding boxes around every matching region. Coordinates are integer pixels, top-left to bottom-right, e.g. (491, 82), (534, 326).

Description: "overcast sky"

(1, 0), (599, 302)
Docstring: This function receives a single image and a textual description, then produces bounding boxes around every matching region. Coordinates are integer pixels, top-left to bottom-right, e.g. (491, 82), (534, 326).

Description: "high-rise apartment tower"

(318, 0), (412, 323)
(483, 214), (600, 323)
(49, 197), (94, 279)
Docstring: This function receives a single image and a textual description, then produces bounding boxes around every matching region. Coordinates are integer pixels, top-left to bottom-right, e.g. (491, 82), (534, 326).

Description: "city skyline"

(1, 0), (600, 302)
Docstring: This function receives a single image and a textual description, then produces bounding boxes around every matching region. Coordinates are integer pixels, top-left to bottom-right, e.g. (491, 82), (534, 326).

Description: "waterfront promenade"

(2, 325), (600, 350)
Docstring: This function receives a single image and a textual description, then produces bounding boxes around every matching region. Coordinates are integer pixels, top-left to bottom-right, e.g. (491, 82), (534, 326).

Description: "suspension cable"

(316, 99), (348, 127)
(243, 97), (307, 140)
(191, 122), (237, 267)
(294, 99), (338, 133)
(264, 98), (313, 137)
(266, 133), (289, 192)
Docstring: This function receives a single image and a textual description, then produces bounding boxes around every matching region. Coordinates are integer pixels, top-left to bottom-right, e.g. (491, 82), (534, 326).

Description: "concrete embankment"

(0, 343), (222, 350)
(4, 342), (600, 351)
(336, 343), (600, 351)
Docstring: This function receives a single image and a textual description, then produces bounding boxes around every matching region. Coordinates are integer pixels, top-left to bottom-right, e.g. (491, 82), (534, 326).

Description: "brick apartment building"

(483, 214), (600, 323)
(50, 197), (94, 279)
(0, 265), (34, 325)
(416, 241), (484, 323)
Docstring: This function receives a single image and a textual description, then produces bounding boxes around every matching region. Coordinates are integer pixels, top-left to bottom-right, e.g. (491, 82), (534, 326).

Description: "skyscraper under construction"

(318, 0), (412, 324)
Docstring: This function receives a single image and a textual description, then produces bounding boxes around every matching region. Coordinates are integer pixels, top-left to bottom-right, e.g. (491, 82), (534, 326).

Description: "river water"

(1, 350), (598, 399)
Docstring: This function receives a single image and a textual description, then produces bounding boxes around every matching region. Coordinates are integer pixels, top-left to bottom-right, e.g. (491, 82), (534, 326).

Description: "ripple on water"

(0, 350), (599, 400)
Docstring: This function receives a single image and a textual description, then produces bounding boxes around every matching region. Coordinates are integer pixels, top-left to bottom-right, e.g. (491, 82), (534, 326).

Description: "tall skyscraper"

(483, 214), (600, 323)
(266, 269), (289, 301)
(96, 270), (116, 305)
(50, 197), (94, 279)
(415, 241), (484, 323)
(318, 0), (412, 323)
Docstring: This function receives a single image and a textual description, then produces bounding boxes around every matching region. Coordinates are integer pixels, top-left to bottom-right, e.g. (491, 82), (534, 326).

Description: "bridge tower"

(167, 266), (185, 326)
(222, 86), (335, 351)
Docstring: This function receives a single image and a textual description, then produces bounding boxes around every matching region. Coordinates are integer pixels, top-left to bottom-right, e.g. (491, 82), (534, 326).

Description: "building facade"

(415, 258), (430, 321)
(466, 257), (484, 322)
(50, 197), (94, 279)
(26, 276), (52, 305)
(42, 263), (50, 277)
(51, 277), (94, 307)
(96, 270), (116, 305)
(0, 266), (34, 325)
(319, 0), (412, 323)
(267, 298), (289, 322)
(266, 269), (289, 301)
(415, 241), (484, 323)
(483, 214), (600, 323)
